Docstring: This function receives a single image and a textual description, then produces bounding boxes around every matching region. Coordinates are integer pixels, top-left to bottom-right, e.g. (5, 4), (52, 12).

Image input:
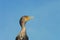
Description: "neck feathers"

(20, 22), (26, 37)
(20, 26), (26, 39)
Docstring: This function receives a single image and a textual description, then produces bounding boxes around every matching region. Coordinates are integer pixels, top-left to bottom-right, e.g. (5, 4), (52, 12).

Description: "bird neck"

(21, 26), (26, 31)
(21, 23), (26, 33)
(20, 24), (26, 37)
(21, 22), (26, 28)
(21, 27), (26, 34)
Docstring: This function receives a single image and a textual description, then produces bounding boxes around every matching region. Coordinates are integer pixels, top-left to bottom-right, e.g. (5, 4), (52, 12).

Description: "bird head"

(19, 16), (33, 27)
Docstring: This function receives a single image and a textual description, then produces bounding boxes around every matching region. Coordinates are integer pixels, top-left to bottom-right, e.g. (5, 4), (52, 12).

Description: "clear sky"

(0, 0), (60, 40)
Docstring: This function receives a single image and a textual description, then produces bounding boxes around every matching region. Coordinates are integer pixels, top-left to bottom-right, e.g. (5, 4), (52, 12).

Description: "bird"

(16, 16), (33, 40)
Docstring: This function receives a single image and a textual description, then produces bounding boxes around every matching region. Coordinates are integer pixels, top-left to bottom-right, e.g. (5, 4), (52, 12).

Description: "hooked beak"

(25, 16), (34, 21)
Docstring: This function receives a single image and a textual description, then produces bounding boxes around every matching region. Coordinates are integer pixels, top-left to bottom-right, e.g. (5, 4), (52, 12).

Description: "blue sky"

(0, 0), (60, 40)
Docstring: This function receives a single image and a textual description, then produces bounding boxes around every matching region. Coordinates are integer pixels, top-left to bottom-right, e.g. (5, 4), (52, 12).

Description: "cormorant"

(16, 16), (33, 40)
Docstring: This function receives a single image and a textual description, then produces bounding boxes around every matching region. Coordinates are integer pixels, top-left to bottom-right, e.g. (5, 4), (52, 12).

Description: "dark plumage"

(16, 16), (32, 40)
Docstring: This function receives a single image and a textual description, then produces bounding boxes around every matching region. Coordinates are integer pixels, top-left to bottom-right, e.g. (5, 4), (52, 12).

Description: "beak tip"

(30, 16), (34, 19)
